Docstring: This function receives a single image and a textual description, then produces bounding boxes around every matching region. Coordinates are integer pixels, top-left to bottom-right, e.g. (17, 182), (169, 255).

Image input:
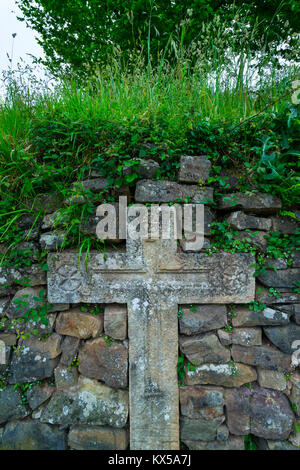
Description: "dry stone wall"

(0, 155), (299, 450)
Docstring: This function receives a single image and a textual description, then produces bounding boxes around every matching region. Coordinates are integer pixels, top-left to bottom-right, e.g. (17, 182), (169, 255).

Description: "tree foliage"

(16, 0), (300, 75)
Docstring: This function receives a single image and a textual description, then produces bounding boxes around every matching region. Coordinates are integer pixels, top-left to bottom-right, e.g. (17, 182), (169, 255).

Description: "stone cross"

(47, 211), (255, 450)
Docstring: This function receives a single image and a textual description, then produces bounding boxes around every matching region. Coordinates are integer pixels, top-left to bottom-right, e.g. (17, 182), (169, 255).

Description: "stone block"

(41, 376), (128, 427)
(263, 324), (300, 354)
(135, 179), (214, 203)
(232, 306), (291, 327)
(0, 386), (29, 424)
(0, 420), (67, 450)
(185, 363), (257, 388)
(218, 327), (262, 347)
(104, 304), (127, 340)
(218, 192), (281, 213)
(178, 155), (211, 183)
(180, 385), (224, 419)
(179, 305), (227, 335)
(179, 333), (230, 365)
(56, 308), (103, 339)
(231, 344), (291, 372)
(257, 369), (287, 391)
(78, 337), (128, 388)
(226, 385), (294, 439)
(226, 211), (272, 231)
(68, 425), (128, 450)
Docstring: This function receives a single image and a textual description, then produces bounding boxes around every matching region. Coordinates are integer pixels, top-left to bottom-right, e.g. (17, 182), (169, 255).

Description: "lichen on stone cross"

(47, 208), (255, 450)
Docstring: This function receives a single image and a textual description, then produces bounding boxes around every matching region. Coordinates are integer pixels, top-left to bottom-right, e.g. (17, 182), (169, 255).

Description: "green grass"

(0, 51), (299, 257)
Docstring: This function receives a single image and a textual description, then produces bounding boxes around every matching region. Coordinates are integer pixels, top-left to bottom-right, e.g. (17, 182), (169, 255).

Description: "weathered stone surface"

(123, 158), (160, 179)
(21, 264), (47, 286)
(226, 385), (294, 439)
(0, 420), (67, 450)
(135, 180), (214, 203)
(219, 170), (240, 191)
(136, 159), (160, 178)
(226, 211), (272, 231)
(20, 313), (57, 338)
(41, 210), (64, 230)
(0, 386), (29, 424)
(179, 333), (230, 365)
(7, 286), (46, 319)
(80, 215), (100, 237)
(186, 363), (257, 388)
(259, 439), (299, 450)
(233, 230), (268, 251)
(0, 334), (14, 372)
(8, 333), (62, 384)
(231, 344), (291, 372)
(276, 304), (298, 315)
(25, 332), (62, 357)
(180, 415), (224, 442)
(179, 305), (227, 335)
(183, 436), (244, 450)
(60, 335), (80, 366)
(68, 425), (128, 450)
(180, 386), (224, 419)
(289, 430), (300, 447)
(218, 327), (262, 347)
(257, 369), (287, 391)
(204, 207), (215, 235)
(18, 213), (42, 230)
(104, 304), (127, 340)
(54, 363), (78, 389)
(48, 303), (69, 313)
(180, 237), (210, 252)
(27, 383), (55, 410)
(40, 231), (65, 251)
(264, 323), (300, 354)
(0, 297), (9, 315)
(272, 217), (298, 234)
(0, 333), (16, 346)
(128, 298), (179, 450)
(41, 376), (128, 427)
(232, 306), (291, 327)
(292, 249), (300, 268)
(294, 304), (300, 325)
(218, 192), (282, 214)
(258, 268), (300, 288)
(48, 216), (255, 450)
(78, 337), (128, 388)
(0, 266), (22, 296)
(217, 424), (229, 441)
(256, 285), (300, 305)
(56, 308), (103, 339)
(265, 257), (288, 270)
(0, 340), (6, 370)
(48, 250), (255, 306)
(72, 178), (109, 193)
(178, 155), (211, 183)
(23, 227), (39, 241)
(290, 372), (300, 417)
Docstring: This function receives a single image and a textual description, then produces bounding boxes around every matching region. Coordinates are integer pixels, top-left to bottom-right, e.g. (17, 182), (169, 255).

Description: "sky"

(0, 0), (44, 74)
